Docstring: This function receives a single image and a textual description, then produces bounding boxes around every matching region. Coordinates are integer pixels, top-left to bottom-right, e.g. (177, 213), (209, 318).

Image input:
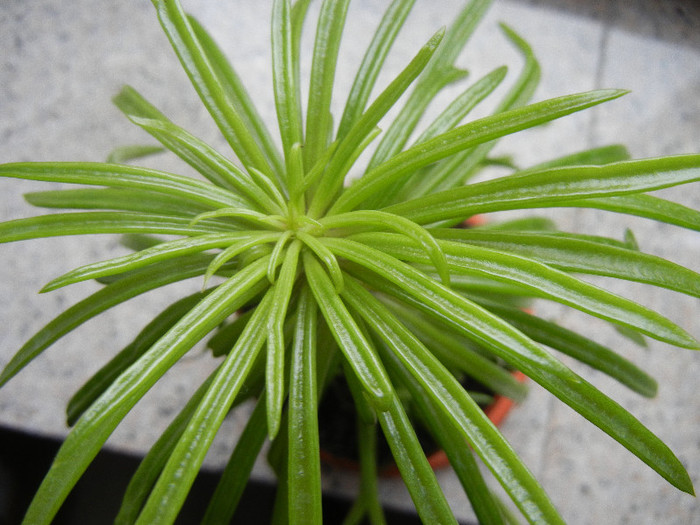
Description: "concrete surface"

(1, 1), (698, 523)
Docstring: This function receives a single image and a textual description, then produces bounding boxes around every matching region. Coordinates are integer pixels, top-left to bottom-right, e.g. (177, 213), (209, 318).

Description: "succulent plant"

(1, 0), (699, 523)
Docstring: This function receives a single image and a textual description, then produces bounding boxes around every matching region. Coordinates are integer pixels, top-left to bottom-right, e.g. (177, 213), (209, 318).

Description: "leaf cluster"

(1, 0), (699, 524)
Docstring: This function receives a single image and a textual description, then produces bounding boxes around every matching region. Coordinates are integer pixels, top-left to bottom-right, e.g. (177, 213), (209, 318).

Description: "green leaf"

(303, 252), (393, 411)
(286, 143), (305, 216)
(188, 15), (285, 178)
(414, 66), (508, 146)
(343, 278), (562, 524)
(266, 240), (301, 438)
(0, 211), (230, 245)
(336, 0), (415, 140)
(354, 232), (699, 348)
(367, 0), (491, 171)
(20, 257), (271, 524)
(391, 66), (508, 201)
(114, 85), (275, 209)
(135, 290), (274, 524)
(485, 304), (657, 397)
(151, 0), (273, 175)
(354, 416), (387, 525)
(43, 233), (255, 292)
(287, 286), (322, 525)
(106, 144), (165, 164)
(377, 391), (458, 524)
(272, 0), (304, 158)
(524, 144), (630, 172)
(128, 115), (282, 214)
(308, 27), (444, 217)
(0, 161), (243, 209)
(25, 188), (212, 217)
(205, 233), (283, 288)
(563, 193), (700, 232)
(189, 207), (286, 230)
(329, 238), (694, 495)
(411, 397), (506, 525)
(374, 19), (540, 205)
(114, 370), (216, 525)
(0, 254), (229, 388)
(201, 397), (269, 525)
(387, 155), (700, 225)
(296, 231), (345, 292)
(321, 210), (450, 286)
(331, 89), (627, 214)
(67, 291), (209, 426)
(432, 228), (700, 298)
(303, 0), (351, 169)
(382, 295), (528, 401)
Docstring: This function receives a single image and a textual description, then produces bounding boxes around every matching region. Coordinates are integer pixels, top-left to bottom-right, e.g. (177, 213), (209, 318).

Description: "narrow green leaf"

(135, 291), (274, 524)
(43, 233), (252, 292)
(524, 144), (630, 172)
(377, 391), (458, 524)
(151, 0), (273, 175)
(386, 155), (700, 225)
(354, 232), (699, 348)
(367, 0), (491, 171)
(296, 231), (344, 292)
(188, 15), (285, 178)
(190, 207), (286, 230)
(321, 210), (450, 286)
(286, 143), (305, 216)
(266, 240), (301, 439)
(207, 309), (254, 357)
(25, 188), (212, 217)
(20, 257), (271, 525)
(267, 231), (293, 284)
(303, 0), (351, 169)
(329, 238), (695, 495)
(414, 66), (509, 146)
(248, 166), (289, 212)
(391, 66), (508, 201)
(336, 0), (415, 140)
(486, 303), (657, 397)
(332, 89), (628, 215)
(272, 0), (304, 157)
(67, 291), (209, 425)
(432, 228), (700, 298)
(0, 254), (228, 388)
(128, 115), (282, 214)
(114, 85), (278, 212)
(0, 211), (230, 245)
(562, 193), (700, 232)
(303, 252), (393, 411)
(205, 233), (282, 288)
(0, 161), (243, 209)
(343, 278), (562, 524)
(308, 27), (444, 217)
(411, 396), (506, 525)
(382, 295), (528, 401)
(106, 144), (165, 164)
(496, 23), (541, 111)
(355, 417), (387, 525)
(287, 286), (322, 525)
(479, 216), (557, 231)
(114, 371), (216, 525)
(382, 22), (541, 204)
(201, 397), (268, 525)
